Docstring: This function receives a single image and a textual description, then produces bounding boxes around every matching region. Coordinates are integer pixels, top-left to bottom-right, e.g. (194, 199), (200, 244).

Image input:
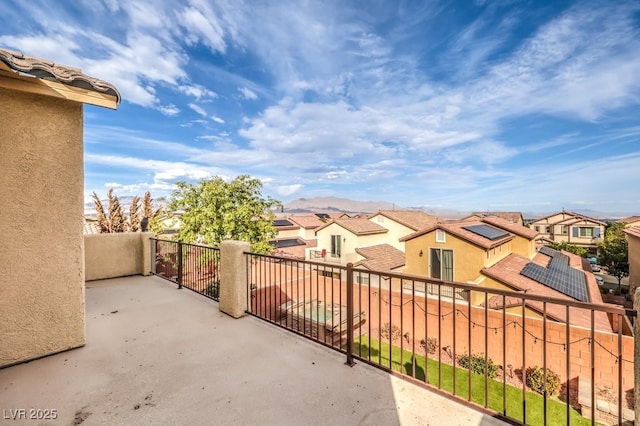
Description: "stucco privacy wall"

(0, 87), (85, 367)
(85, 233), (154, 281)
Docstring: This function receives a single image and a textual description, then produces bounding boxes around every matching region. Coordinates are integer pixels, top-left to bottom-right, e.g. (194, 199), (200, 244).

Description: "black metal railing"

(151, 238), (220, 301)
(245, 253), (635, 426)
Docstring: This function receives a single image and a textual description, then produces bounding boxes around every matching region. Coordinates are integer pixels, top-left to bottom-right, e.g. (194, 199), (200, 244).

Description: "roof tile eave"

(0, 47), (121, 104)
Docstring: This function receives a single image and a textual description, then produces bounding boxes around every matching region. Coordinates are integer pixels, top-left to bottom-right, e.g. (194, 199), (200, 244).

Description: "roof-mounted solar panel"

(462, 224), (510, 240)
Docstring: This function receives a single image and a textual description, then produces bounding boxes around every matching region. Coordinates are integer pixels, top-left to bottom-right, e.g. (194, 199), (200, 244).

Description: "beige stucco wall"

(85, 233), (154, 281)
(0, 87), (85, 367)
(315, 222), (390, 265)
(511, 235), (537, 259)
(627, 233), (640, 294)
(368, 214), (412, 251)
(404, 230), (511, 283)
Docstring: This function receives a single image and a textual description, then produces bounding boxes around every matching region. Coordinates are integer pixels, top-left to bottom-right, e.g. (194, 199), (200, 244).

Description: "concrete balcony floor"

(1, 276), (506, 425)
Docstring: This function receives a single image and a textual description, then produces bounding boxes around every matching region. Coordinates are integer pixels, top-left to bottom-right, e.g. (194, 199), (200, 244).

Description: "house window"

(572, 227), (601, 238)
(561, 225), (569, 235)
(435, 229), (446, 243)
(330, 235), (342, 257)
(356, 275), (370, 285)
(377, 216), (384, 223)
(534, 226), (540, 232)
(545, 226), (551, 233)
(430, 248), (453, 281)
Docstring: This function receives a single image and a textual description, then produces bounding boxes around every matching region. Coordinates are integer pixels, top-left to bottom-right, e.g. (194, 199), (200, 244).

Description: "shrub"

(380, 323), (401, 342)
(204, 281), (219, 298)
(421, 337), (438, 355)
(526, 366), (561, 397)
(457, 353), (498, 379)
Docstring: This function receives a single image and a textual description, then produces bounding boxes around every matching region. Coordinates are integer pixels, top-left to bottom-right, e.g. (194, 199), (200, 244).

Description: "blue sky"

(2, 1), (640, 213)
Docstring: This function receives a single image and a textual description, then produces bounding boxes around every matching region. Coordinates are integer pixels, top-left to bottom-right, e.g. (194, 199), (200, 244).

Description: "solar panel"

(520, 248), (588, 302)
(315, 213), (331, 219)
(273, 219), (294, 226)
(462, 224), (510, 240)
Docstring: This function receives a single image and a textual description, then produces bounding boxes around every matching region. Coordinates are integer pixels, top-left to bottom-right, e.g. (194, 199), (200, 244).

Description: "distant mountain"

(284, 197), (396, 214)
(284, 197), (471, 219)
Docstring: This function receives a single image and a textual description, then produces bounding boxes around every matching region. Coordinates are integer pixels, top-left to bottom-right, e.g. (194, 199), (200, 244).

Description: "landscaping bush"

(457, 353), (498, 379)
(204, 281), (219, 298)
(380, 323), (401, 342)
(525, 366), (561, 397)
(421, 337), (438, 355)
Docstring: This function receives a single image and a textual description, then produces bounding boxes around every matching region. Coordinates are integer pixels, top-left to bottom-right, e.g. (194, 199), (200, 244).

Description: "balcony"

(0, 275), (502, 425)
(2, 236), (636, 425)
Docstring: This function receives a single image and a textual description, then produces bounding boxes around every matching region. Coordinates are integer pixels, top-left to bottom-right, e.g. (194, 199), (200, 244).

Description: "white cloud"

(158, 104), (180, 116)
(212, 116), (225, 124)
(188, 103), (207, 117)
(179, 84), (218, 99)
(239, 87), (258, 100)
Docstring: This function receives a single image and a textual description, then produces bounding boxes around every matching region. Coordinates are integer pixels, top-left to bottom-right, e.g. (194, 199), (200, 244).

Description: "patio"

(0, 276), (506, 425)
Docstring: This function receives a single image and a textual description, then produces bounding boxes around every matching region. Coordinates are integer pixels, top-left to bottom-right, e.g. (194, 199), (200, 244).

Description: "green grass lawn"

(353, 336), (593, 426)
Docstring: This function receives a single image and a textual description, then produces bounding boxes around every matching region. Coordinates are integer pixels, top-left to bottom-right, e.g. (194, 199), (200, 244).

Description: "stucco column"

(219, 240), (250, 318)
(634, 288), (640, 422)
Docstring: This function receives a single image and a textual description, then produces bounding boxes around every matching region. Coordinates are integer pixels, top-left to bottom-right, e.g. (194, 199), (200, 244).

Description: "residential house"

(310, 218), (388, 264)
(527, 210), (605, 256)
(618, 216), (640, 228)
(287, 214), (325, 240)
(624, 226), (640, 293)
(352, 244), (405, 287)
(0, 48), (120, 367)
(463, 211), (524, 226)
(368, 210), (440, 251)
(400, 220), (515, 285)
(270, 215), (325, 259)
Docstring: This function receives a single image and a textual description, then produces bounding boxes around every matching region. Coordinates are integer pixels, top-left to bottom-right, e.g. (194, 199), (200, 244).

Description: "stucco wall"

(0, 87), (85, 367)
(404, 230), (511, 283)
(627, 233), (640, 293)
(85, 233), (154, 281)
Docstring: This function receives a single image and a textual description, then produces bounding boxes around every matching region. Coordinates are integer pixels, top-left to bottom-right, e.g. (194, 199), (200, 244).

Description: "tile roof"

(400, 220), (513, 249)
(83, 221), (101, 235)
(470, 211), (523, 223)
(0, 48), (121, 103)
(271, 239), (317, 260)
(481, 252), (611, 333)
(624, 226), (640, 239)
(529, 210), (606, 226)
(288, 215), (325, 229)
(618, 216), (640, 224)
(355, 244), (405, 272)
(316, 218), (388, 236)
(374, 210), (440, 231)
(480, 216), (538, 239)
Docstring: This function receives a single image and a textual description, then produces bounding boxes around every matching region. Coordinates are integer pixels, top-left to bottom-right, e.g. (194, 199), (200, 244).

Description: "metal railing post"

(345, 262), (355, 366)
(177, 242), (183, 289)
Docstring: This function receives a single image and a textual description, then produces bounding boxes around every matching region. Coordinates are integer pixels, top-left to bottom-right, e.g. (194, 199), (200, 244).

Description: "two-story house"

(400, 220), (517, 285)
(367, 210), (440, 251)
(270, 215), (325, 259)
(310, 218), (388, 264)
(527, 210), (605, 256)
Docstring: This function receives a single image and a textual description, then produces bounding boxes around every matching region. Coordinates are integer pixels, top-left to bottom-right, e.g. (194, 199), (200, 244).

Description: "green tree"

(598, 222), (629, 288)
(168, 175), (282, 253)
(546, 241), (587, 258)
